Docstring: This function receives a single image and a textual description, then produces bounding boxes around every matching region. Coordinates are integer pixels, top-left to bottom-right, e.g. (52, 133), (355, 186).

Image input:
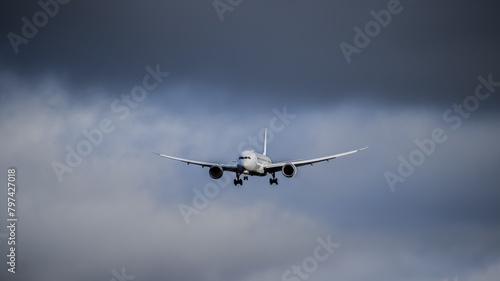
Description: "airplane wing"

(153, 152), (239, 172)
(264, 146), (368, 173)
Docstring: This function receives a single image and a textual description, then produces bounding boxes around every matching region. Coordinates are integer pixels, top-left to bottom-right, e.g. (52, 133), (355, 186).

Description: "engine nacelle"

(209, 166), (224, 179)
(282, 163), (297, 178)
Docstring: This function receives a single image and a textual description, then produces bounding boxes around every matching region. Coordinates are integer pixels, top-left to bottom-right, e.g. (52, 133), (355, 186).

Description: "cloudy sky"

(1, 0), (500, 280)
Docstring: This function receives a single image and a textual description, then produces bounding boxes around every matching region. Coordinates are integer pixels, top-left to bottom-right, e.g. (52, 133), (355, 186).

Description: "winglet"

(263, 128), (267, 156)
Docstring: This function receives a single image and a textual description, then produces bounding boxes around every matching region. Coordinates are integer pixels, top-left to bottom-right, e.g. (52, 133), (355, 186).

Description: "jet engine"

(209, 166), (224, 179)
(282, 163), (297, 178)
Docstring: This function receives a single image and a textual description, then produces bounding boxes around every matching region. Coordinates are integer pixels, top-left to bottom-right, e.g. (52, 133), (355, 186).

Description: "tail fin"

(263, 128), (267, 155)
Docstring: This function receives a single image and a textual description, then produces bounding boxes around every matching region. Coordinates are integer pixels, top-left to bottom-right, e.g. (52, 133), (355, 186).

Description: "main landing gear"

(233, 173), (278, 186)
(269, 172), (279, 185)
(233, 173), (248, 186)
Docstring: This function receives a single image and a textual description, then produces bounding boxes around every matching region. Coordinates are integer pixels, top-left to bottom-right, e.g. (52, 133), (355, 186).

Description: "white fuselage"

(237, 150), (272, 176)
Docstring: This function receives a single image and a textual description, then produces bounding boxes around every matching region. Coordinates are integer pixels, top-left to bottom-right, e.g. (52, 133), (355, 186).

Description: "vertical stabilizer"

(263, 128), (267, 155)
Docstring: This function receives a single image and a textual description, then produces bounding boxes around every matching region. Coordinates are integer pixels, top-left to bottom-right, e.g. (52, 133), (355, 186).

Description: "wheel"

(234, 179), (238, 186)
(238, 179), (243, 185)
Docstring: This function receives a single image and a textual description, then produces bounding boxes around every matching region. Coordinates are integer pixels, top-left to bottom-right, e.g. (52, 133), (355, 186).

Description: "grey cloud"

(1, 1), (500, 280)
(1, 1), (499, 109)
(1, 76), (499, 280)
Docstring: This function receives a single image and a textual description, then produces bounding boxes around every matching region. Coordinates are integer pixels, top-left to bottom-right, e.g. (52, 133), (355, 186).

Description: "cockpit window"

(239, 156), (251, 159)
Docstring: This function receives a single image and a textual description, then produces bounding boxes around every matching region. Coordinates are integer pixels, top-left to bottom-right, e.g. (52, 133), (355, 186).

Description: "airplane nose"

(243, 159), (255, 170)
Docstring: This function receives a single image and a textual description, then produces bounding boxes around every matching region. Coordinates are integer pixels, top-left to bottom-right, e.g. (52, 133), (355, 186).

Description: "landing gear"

(269, 172), (279, 185)
(269, 178), (279, 185)
(234, 173), (243, 186)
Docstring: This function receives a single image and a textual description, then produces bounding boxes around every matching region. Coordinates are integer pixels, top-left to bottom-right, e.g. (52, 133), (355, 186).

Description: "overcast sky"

(1, 1), (500, 281)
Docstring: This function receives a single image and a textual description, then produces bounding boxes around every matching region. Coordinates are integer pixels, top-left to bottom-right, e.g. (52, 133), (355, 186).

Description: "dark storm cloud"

(1, 1), (500, 281)
(0, 77), (499, 281)
(2, 0), (499, 108)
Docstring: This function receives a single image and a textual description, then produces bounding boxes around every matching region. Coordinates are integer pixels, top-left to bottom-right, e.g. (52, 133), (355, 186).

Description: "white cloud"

(466, 261), (500, 281)
(0, 76), (499, 281)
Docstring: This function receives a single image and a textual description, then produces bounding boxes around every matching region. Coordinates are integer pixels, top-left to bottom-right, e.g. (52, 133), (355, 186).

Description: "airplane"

(154, 129), (368, 186)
